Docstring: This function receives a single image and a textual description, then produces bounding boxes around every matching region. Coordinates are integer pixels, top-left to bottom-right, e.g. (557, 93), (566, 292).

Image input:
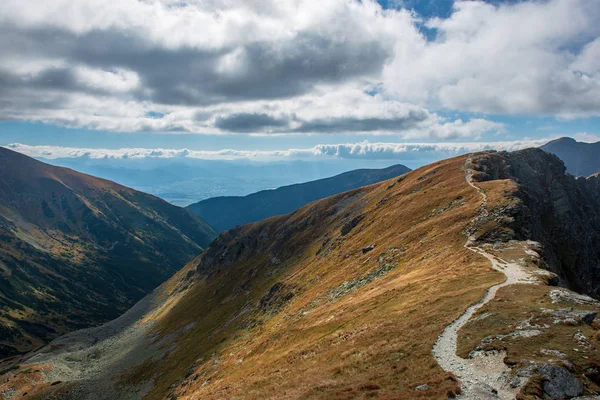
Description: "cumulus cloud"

(573, 132), (600, 143)
(4, 139), (551, 162)
(0, 80), (505, 138)
(0, 0), (598, 134)
(384, 0), (600, 118)
(309, 139), (551, 159)
(0, 0), (399, 108)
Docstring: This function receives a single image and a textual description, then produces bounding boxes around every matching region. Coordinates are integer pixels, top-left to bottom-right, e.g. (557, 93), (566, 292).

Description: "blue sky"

(377, 0), (526, 17)
(378, 0), (455, 17)
(0, 0), (599, 168)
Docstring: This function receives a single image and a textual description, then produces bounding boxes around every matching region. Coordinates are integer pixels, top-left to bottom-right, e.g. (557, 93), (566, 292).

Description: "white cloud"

(0, 84), (505, 138)
(309, 139), (550, 159)
(0, 0), (598, 135)
(573, 132), (600, 143)
(4, 139), (550, 162)
(74, 67), (140, 93)
(384, 0), (600, 118)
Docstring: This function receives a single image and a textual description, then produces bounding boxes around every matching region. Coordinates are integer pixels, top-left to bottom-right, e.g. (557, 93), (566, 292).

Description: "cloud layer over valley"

(4, 139), (563, 162)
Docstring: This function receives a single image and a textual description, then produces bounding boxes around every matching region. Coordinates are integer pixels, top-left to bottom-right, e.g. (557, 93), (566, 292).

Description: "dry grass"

(0, 364), (63, 399)
(108, 155), (508, 400)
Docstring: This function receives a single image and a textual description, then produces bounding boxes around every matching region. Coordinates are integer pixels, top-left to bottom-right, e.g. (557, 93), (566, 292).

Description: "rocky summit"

(2, 149), (599, 400)
(471, 149), (600, 299)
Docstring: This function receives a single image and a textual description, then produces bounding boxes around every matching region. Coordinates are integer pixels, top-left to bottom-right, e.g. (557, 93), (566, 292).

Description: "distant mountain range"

(541, 137), (600, 177)
(0, 147), (217, 358)
(36, 156), (398, 207)
(186, 164), (411, 232)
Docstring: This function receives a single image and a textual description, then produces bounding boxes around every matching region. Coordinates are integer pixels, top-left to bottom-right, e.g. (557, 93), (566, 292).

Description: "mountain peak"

(550, 136), (577, 143)
(541, 137), (600, 177)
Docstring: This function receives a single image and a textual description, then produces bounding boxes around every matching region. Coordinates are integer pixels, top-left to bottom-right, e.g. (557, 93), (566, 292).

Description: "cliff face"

(471, 149), (600, 298)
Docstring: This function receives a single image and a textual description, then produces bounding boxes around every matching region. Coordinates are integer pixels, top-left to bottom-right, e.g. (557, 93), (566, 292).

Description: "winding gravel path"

(432, 156), (537, 400)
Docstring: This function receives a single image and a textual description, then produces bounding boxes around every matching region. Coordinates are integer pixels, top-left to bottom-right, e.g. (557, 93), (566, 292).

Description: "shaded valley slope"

(3, 150), (600, 400)
(0, 147), (217, 358)
(186, 164), (411, 232)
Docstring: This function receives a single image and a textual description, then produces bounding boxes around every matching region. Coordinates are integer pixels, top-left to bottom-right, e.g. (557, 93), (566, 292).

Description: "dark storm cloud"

(0, 23), (391, 107)
(291, 109), (430, 133)
(0, 65), (125, 97)
(214, 113), (291, 132)
(212, 109), (431, 134)
(0, 68), (75, 91)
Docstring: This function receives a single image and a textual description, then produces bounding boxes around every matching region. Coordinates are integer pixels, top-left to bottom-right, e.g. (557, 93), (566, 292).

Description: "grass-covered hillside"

(0, 147), (217, 359)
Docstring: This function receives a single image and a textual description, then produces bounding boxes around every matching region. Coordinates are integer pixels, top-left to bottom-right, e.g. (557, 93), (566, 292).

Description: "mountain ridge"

(186, 163), (411, 232)
(2, 149), (600, 399)
(0, 147), (217, 358)
(541, 137), (600, 177)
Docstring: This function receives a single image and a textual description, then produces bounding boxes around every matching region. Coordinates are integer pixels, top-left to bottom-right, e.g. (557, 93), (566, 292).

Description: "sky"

(0, 0), (599, 176)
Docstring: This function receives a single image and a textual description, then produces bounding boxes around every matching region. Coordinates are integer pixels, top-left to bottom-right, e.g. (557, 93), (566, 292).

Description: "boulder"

(362, 244), (375, 254)
(537, 364), (583, 399)
(582, 312), (597, 325)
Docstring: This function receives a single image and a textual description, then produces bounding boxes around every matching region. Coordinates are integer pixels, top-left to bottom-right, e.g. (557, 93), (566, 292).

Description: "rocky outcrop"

(471, 149), (600, 299)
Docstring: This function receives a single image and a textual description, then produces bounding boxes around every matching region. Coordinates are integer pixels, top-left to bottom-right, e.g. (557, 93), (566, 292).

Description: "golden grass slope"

(4, 151), (599, 399)
(122, 154), (503, 400)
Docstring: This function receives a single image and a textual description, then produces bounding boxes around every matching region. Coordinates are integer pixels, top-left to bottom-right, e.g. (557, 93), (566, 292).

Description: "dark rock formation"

(537, 364), (584, 399)
(472, 149), (600, 299)
(362, 244), (375, 254)
(582, 312), (597, 325)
